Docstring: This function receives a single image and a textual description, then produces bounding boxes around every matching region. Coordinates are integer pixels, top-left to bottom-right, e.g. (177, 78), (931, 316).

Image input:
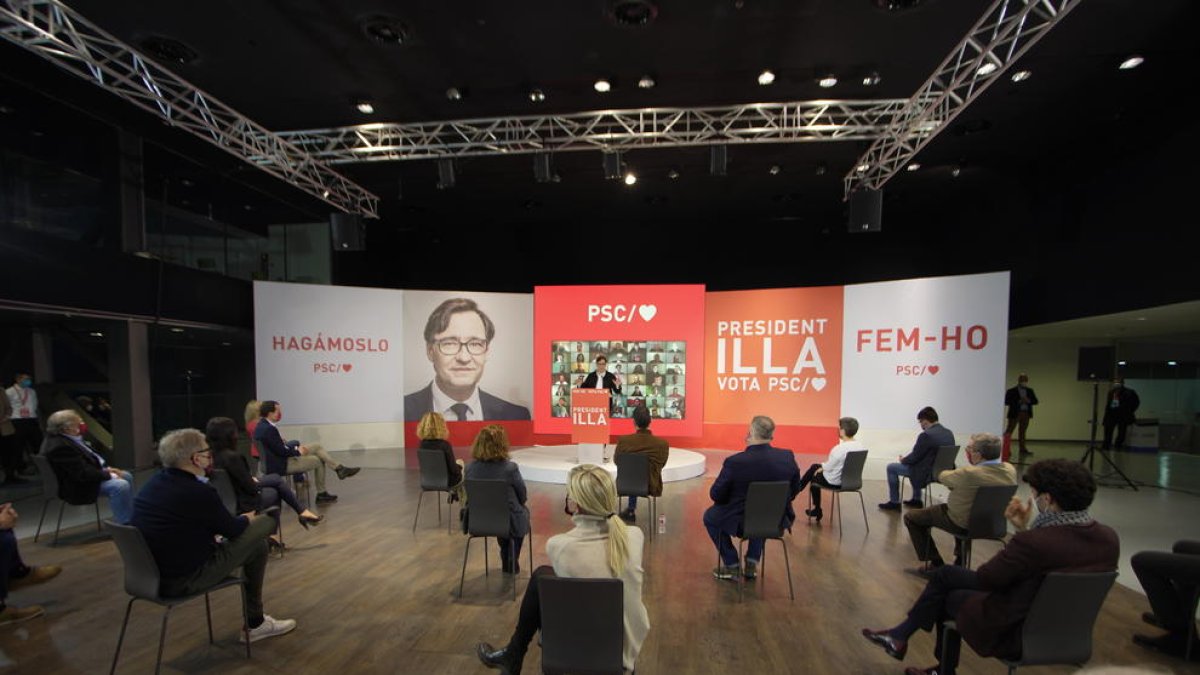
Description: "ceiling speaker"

(848, 188), (882, 233)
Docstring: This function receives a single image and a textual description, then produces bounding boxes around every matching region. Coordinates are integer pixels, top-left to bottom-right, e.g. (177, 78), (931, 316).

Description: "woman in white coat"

(476, 464), (649, 674)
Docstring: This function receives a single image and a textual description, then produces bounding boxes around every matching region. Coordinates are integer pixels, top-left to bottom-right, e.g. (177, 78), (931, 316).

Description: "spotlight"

(950, 165), (962, 178)
(89, 331), (103, 337)
(169, 327), (185, 334)
(976, 62), (998, 76)
(322, 189), (330, 198)
(1119, 55), (1144, 70)
(446, 87), (463, 101)
(529, 88), (546, 102)
(757, 69), (776, 86)
(1167, 360), (1178, 366)
(356, 100), (375, 114)
(862, 72), (882, 86)
(667, 168), (680, 180)
(855, 162), (870, 173)
(1117, 361), (1127, 366)
(594, 79), (612, 93)
(768, 165), (781, 175)
(1010, 70), (1032, 82)
(907, 163), (921, 171)
(624, 172), (637, 186)
(818, 75), (837, 88)
(638, 75), (656, 89)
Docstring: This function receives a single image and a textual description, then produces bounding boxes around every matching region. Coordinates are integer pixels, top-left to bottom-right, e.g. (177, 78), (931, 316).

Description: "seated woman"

(464, 425), (528, 574)
(243, 399), (261, 459)
(205, 417), (322, 550)
(417, 412), (464, 502)
(477, 464), (649, 674)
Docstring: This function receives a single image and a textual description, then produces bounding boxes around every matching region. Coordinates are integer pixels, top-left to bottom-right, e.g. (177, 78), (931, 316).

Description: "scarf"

(1031, 509), (1093, 529)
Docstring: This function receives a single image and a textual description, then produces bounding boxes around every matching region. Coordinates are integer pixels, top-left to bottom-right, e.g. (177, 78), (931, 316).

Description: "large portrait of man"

(403, 295), (531, 421)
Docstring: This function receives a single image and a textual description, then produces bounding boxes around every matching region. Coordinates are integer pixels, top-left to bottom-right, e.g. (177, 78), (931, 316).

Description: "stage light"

(638, 75), (656, 89)
(594, 79), (612, 93)
(446, 87), (463, 101)
(862, 72), (881, 86)
(818, 75), (837, 88)
(976, 62), (997, 76)
(624, 172), (637, 185)
(855, 162), (869, 173)
(757, 69), (776, 86)
(1011, 70), (1032, 82)
(906, 163), (921, 171)
(667, 168), (680, 179)
(356, 100), (375, 114)
(768, 165), (780, 175)
(529, 88), (546, 102)
(1119, 55), (1144, 70)
(1167, 360), (1178, 366)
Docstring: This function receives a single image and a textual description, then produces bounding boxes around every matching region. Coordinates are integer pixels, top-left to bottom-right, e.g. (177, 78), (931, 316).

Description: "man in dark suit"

(613, 405), (669, 522)
(576, 355), (622, 412)
(880, 406), (955, 511)
(39, 409), (134, 523)
(863, 459), (1119, 675)
(1004, 373), (1039, 455)
(253, 400), (359, 505)
(1131, 539), (1200, 660)
(404, 298), (530, 422)
(1101, 377), (1140, 450)
(703, 416), (800, 581)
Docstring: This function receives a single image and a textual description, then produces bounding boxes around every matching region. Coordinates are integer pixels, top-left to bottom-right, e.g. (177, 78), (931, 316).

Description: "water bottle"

(657, 512), (666, 534)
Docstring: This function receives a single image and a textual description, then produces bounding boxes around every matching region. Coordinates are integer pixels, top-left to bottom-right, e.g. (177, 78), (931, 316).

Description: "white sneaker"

(241, 614), (297, 643)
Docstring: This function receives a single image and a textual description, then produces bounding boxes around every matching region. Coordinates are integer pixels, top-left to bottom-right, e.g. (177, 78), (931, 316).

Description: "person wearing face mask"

(4, 373), (41, 481)
(131, 428), (296, 643)
(1101, 377), (1140, 451)
(1003, 373), (1039, 456)
(39, 410), (134, 524)
(477, 464), (648, 675)
(862, 459), (1119, 675)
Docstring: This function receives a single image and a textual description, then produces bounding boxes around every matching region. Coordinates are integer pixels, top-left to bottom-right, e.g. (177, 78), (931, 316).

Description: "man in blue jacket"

(880, 406), (955, 511)
(703, 416), (800, 581)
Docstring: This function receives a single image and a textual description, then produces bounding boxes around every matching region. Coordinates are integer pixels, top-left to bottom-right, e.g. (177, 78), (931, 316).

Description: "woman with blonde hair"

(416, 412), (464, 501)
(477, 464), (649, 675)
(243, 400), (261, 458)
(464, 425), (529, 574)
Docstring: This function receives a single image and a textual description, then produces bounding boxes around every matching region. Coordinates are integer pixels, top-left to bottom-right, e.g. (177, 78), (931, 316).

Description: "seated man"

(862, 459), (1119, 675)
(904, 433), (1016, 573)
(253, 400), (359, 504)
(880, 406), (954, 511)
(703, 416), (800, 581)
(131, 429), (295, 643)
(1, 502), (63, 625)
(613, 405), (670, 522)
(798, 416), (865, 522)
(40, 409), (134, 523)
(1131, 539), (1200, 660)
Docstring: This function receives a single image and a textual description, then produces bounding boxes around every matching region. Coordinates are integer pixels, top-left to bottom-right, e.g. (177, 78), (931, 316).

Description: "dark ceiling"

(3, 0), (1200, 325)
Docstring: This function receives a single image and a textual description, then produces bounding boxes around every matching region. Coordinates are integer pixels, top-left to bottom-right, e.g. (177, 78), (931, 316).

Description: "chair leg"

(95, 502), (102, 531)
(35, 497), (50, 543)
(459, 536), (472, 598)
(737, 539), (746, 603)
(412, 490), (425, 533)
(856, 491), (869, 533)
(240, 581), (252, 659)
(780, 537), (794, 601)
(436, 491), (443, 526)
(510, 539), (517, 602)
(835, 492), (844, 538)
(54, 500), (66, 545)
(205, 592), (214, 643)
(484, 538), (490, 577)
(109, 596), (136, 675)
(155, 605), (173, 675)
(963, 540), (973, 570)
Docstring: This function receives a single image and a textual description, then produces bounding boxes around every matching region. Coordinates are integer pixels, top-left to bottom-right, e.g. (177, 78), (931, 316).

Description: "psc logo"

(587, 304), (658, 323)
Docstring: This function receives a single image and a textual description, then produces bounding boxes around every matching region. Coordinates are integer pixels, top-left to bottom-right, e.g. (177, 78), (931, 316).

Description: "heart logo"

(638, 304), (657, 321)
(342, 363), (353, 372)
(810, 377), (827, 392)
(928, 365), (939, 375)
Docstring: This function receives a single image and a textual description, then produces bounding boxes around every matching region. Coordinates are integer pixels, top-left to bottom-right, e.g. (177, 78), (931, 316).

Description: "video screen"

(550, 340), (687, 420)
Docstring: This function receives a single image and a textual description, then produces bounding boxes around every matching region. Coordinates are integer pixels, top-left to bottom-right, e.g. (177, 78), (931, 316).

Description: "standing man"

(132, 429), (295, 643)
(1, 389), (24, 485)
(254, 401), (359, 505)
(404, 298), (531, 421)
(703, 416), (800, 581)
(1004, 374), (1039, 456)
(40, 410), (134, 524)
(903, 433), (1016, 573)
(613, 405), (669, 522)
(5, 373), (40, 477)
(576, 355), (622, 412)
(880, 407), (955, 511)
(1102, 377), (1140, 451)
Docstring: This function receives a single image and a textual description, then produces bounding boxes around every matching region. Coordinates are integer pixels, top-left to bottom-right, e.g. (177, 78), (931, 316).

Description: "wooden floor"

(1, 452), (1197, 675)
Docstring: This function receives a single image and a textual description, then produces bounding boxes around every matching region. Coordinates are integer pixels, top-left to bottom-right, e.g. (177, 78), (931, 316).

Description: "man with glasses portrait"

(404, 298), (531, 421)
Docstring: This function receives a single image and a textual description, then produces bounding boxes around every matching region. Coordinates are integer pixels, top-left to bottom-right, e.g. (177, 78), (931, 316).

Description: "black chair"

(31, 454), (101, 544)
(105, 521), (251, 675)
(539, 576), (624, 675)
(210, 469), (284, 558)
(614, 453), (656, 540)
(924, 445), (961, 504)
(941, 571), (1116, 673)
(459, 479), (532, 601)
(810, 450), (869, 537)
(951, 484), (1018, 568)
(413, 448), (455, 533)
(722, 481), (794, 602)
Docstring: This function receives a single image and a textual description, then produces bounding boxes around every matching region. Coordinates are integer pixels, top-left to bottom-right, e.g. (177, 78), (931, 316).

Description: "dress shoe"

(805, 507), (823, 522)
(712, 564), (740, 581)
(501, 559), (520, 575)
(862, 628), (907, 660)
(1141, 611), (1164, 628)
(476, 642), (523, 674)
(315, 491), (338, 504)
(743, 560), (758, 579)
(335, 465), (361, 480)
(298, 513), (324, 529)
(878, 501), (902, 511)
(267, 537), (287, 551)
(7, 565), (62, 591)
(905, 666), (940, 675)
(903, 498), (925, 508)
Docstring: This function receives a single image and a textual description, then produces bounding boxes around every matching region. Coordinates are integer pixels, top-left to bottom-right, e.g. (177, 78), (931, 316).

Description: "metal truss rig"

(843, 0), (1083, 198)
(269, 99), (917, 164)
(0, 0), (379, 218)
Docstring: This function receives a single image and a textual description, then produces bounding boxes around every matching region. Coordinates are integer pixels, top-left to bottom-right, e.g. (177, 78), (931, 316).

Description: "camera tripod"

(1078, 380), (1138, 490)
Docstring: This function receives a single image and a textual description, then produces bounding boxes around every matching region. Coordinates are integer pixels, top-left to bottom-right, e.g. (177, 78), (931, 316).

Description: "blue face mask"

(19, 378), (32, 388)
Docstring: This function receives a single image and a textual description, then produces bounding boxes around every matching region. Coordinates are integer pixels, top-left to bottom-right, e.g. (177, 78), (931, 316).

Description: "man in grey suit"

(404, 298), (530, 422)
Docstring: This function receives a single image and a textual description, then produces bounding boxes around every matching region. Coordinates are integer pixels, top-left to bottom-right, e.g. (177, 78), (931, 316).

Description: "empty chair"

(105, 521), (251, 675)
(413, 447), (454, 533)
(810, 450), (869, 537)
(951, 484), (1019, 568)
(31, 453), (101, 544)
(724, 481), (794, 601)
(942, 571), (1117, 674)
(539, 576), (624, 675)
(459, 479), (532, 600)
(614, 453), (656, 540)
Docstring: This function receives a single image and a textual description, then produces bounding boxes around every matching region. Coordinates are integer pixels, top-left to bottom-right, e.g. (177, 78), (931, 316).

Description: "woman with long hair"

(242, 400), (261, 458)
(477, 464), (649, 674)
(205, 417), (322, 550)
(463, 425), (529, 574)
